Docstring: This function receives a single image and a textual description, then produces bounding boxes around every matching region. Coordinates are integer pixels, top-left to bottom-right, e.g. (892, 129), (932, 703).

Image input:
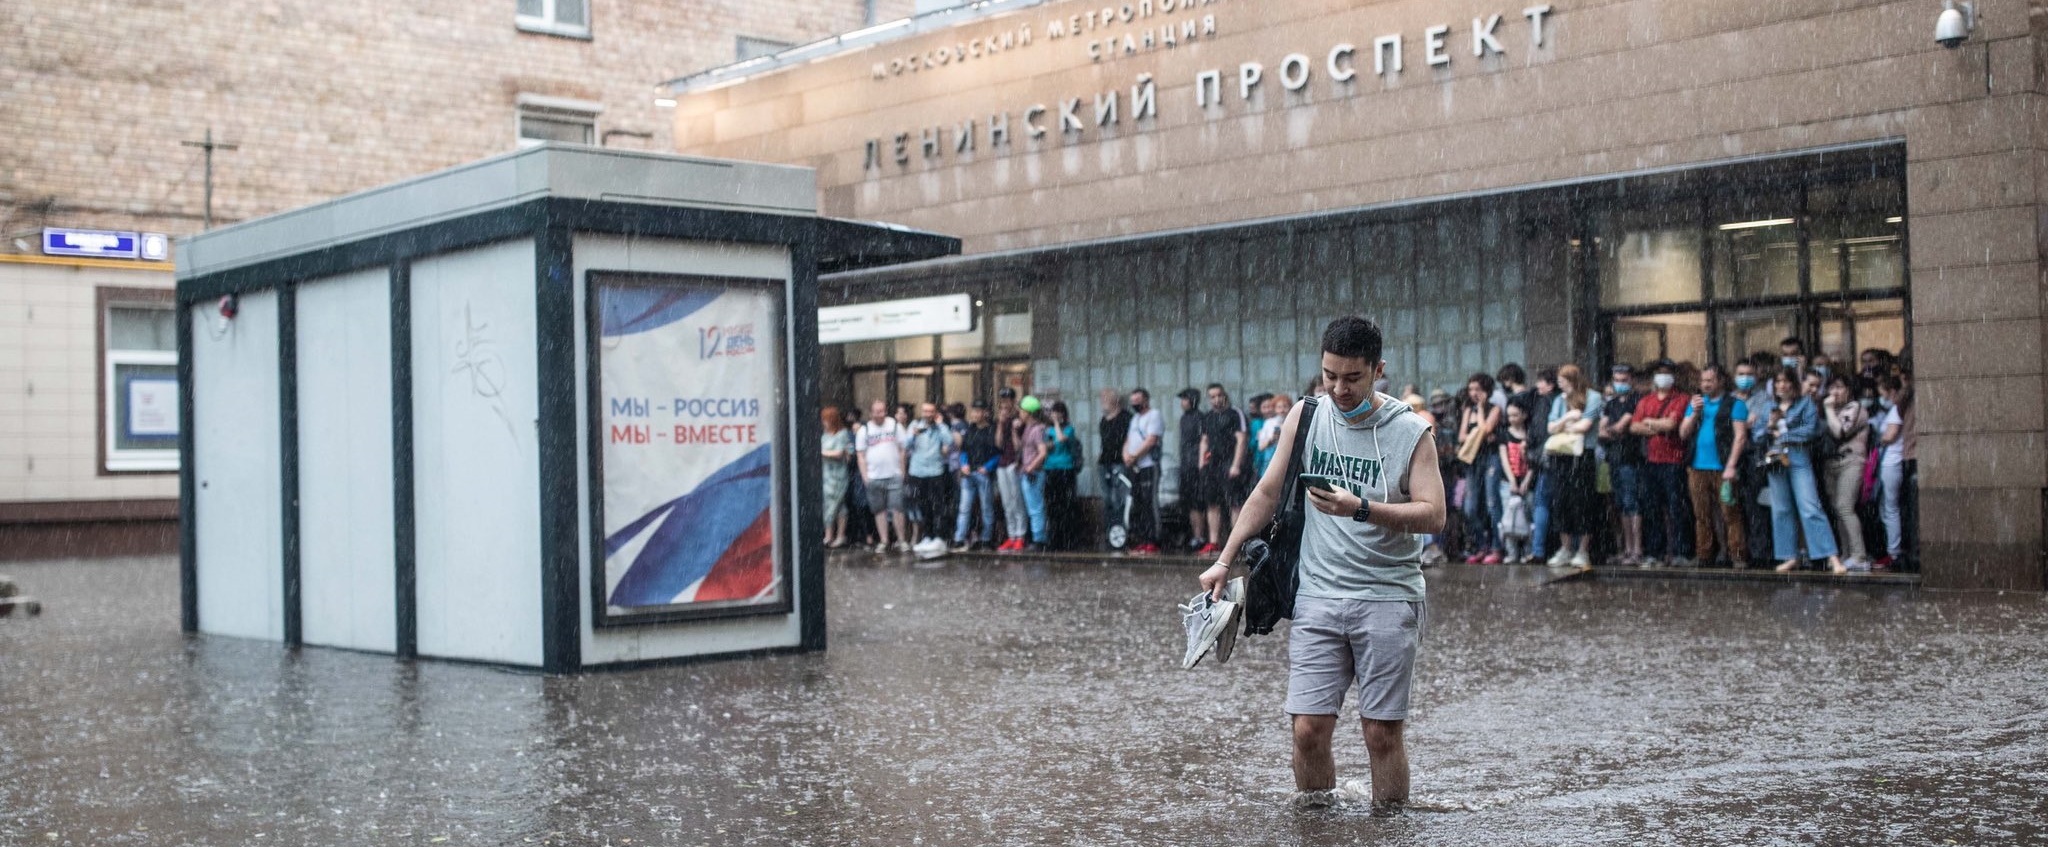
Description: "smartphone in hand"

(1298, 473), (1341, 492)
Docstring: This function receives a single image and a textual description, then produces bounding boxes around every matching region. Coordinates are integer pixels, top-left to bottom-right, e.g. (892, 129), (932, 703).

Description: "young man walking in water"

(1201, 316), (1446, 810)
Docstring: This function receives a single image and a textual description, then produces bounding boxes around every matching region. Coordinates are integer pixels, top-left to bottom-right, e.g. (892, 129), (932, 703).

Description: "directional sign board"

(818, 293), (974, 344)
(43, 228), (140, 259)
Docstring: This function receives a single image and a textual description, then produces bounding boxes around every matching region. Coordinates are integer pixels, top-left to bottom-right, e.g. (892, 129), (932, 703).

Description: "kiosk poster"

(589, 272), (789, 625)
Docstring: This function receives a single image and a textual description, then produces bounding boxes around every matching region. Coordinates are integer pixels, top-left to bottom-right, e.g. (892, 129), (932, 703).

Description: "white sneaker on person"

(1547, 549), (1573, 567)
(1213, 577), (1247, 664)
(1570, 550), (1591, 568)
(1179, 591), (1239, 670)
(893, 541), (913, 553)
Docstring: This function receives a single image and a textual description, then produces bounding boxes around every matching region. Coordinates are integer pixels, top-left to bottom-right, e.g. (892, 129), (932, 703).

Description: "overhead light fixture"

(654, 98), (677, 108)
(1717, 218), (1794, 231)
(1884, 216), (1902, 224)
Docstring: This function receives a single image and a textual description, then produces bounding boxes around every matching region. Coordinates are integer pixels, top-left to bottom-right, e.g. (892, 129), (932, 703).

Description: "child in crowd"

(1497, 401), (1535, 563)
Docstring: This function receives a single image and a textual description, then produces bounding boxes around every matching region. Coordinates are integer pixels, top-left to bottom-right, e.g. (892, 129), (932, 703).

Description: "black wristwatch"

(1352, 499), (1372, 523)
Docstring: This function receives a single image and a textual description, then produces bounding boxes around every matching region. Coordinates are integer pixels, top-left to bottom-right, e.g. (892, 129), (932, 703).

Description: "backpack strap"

(1278, 397), (1321, 516)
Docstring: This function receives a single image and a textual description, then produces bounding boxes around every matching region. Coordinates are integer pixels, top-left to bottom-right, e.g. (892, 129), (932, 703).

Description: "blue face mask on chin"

(1336, 374), (1379, 420)
(1338, 394), (1374, 420)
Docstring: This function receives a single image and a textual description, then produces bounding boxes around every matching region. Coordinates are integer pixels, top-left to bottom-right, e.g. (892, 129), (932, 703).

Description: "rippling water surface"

(3, 554), (2044, 845)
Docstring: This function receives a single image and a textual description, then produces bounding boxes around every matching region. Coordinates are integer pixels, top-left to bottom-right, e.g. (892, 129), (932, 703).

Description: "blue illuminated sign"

(42, 228), (140, 259)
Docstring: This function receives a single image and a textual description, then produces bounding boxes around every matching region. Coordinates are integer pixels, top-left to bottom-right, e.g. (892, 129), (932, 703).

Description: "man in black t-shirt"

(1096, 388), (1131, 549)
(1597, 364), (1646, 566)
(1196, 383), (1248, 555)
(1176, 388), (1211, 550)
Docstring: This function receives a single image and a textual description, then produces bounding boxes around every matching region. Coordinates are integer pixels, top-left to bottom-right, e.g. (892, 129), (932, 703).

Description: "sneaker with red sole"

(1196, 543), (1220, 557)
(1482, 552), (1503, 565)
(1131, 544), (1160, 555)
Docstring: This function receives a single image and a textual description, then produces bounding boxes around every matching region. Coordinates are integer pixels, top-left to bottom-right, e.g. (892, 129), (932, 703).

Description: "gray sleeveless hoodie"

(1297, 392), (1433, 602)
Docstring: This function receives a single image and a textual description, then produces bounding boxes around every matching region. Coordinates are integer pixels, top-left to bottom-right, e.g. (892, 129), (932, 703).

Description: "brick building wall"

(0, 0), (916, 240)
(0, 0), (914, 557)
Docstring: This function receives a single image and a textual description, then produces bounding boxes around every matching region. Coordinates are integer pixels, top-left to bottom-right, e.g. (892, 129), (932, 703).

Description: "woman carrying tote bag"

(1543, 364), (1603, 568)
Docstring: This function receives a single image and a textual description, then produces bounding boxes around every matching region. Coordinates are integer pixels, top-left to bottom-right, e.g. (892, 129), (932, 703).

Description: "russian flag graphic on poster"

(596, 280), (782, 617)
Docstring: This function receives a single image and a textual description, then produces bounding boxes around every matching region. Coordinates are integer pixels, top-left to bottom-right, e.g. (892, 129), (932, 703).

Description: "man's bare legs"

(1290, 714), (1337, 791)
(874, 510), (908, 547)
(1362, 718), (1409, 805)
(1291, 714), (1410, 805)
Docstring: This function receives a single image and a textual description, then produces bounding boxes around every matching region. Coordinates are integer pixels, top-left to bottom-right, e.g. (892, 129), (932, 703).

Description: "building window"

(736, 36), (793, 61)
(516, 0), (588, 37)
(837, 295), (1032, 407)
(516, 94), (602, 148)
(1596, 201), (1702, 309)
(1593, 160), (1909, 373)
(100, 293), (178, 473)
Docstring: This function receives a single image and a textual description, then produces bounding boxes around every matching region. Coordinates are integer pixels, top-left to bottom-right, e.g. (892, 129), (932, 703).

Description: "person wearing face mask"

(1628, 360), (1692, 567)
(1731, 358), (1776, 567)
(1779, 336), (1808, 375)
(1874, 375), (1908, 569)
(1097, 388), (1131, 549)
(1820, 374), (1871, 570)
(1598, 364), (1647, 566)
(1200, 316), (1446, 811)
(1122, 388), (1165, 554)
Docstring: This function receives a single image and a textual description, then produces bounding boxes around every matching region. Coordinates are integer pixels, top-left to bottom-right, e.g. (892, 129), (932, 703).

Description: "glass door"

(1717, 306), (1801, 369)
(1608, 311), (1708, 369)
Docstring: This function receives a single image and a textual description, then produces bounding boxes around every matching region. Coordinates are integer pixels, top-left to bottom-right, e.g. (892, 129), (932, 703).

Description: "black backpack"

(1239, 396), (1320, 636)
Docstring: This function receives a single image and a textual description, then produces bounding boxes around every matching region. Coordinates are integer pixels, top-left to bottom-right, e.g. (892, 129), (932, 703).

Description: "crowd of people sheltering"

(821, 337), (1917, 572)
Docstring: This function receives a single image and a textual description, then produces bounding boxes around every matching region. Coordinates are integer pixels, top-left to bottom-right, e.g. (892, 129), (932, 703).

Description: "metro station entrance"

(835, 296), (1034, 410)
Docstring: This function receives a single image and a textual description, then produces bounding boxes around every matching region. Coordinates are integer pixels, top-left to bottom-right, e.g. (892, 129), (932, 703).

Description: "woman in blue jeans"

(1457, 374), (1503, 563)
(1762, 369), (1845, 573)
(1017, 399), (1051, 551)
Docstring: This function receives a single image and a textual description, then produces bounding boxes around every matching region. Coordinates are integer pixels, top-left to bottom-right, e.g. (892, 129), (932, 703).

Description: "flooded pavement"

(3, 554), (2045, 846)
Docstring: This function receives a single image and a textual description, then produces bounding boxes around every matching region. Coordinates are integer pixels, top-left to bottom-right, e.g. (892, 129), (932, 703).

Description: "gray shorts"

(1285, 596), (1425, 721)
(865, 475), (905, 514)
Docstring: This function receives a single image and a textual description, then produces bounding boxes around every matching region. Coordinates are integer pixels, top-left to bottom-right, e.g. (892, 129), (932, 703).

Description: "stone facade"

(671, 0), (2048, 590)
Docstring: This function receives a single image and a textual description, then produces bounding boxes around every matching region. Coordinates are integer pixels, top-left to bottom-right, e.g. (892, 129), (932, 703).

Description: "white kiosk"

(176, 145), (957, 671)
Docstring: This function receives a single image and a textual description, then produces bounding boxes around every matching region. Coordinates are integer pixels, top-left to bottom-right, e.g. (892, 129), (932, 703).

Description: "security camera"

(1935, 1), (1974, 49)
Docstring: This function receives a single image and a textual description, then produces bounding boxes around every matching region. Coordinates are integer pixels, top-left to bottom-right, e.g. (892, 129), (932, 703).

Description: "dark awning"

(814, 217), (960, 275)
